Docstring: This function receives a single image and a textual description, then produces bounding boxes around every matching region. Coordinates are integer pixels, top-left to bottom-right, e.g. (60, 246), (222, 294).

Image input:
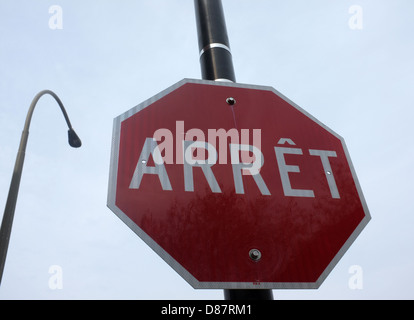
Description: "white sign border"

(107, 78), (371, 289)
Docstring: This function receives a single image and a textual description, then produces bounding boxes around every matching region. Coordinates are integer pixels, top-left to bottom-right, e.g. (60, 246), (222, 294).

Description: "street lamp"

(0, 90), (81, 285)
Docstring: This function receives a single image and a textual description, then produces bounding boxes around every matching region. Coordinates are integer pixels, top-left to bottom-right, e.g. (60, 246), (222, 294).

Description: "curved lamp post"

(0, 90), (81, 285)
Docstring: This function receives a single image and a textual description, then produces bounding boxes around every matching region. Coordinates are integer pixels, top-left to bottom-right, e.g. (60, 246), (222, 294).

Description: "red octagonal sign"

(107, 79), (370, 289)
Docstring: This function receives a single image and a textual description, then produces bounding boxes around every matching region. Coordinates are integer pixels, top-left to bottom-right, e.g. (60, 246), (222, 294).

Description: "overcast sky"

(0, 0), (413, 299)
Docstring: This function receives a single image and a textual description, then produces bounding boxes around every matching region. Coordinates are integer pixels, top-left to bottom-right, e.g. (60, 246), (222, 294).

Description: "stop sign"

(107, 78), (370, 289)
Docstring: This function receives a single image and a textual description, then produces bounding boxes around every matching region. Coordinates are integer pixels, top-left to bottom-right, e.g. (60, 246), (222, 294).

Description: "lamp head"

(68, 128), (82, 148)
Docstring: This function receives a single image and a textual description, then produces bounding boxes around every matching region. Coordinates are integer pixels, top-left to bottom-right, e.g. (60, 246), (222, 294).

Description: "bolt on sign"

(107, 78), (370, 289)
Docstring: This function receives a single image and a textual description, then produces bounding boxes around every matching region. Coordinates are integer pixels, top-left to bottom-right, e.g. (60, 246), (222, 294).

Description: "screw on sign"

(107, 78), (370, 289)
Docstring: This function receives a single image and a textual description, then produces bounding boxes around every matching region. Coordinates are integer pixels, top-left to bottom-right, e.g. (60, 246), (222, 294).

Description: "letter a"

(48, 5), (63, 30)
(348, 265), (363, 289)
(348, 5), (363, 30)
(48, 265), (63, 290)
(129, 138), (172, 190)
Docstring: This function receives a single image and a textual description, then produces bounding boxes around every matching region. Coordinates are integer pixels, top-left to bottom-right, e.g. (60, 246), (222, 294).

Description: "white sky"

(0, 0), (413, 299)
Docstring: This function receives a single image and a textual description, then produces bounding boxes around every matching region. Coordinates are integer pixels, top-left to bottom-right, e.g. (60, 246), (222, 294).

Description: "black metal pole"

(194, 0), (273, 301)
(194, 0), (235, 82)
(0, 90), (81, 286)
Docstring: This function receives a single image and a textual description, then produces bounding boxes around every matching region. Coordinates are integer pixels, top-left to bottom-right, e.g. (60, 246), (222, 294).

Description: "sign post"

(194, 0), (273, 300)
(107, 1), (370, 300)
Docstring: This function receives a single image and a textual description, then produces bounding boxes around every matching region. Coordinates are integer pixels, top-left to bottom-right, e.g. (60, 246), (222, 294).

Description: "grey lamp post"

(0, 90), (81, 286)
